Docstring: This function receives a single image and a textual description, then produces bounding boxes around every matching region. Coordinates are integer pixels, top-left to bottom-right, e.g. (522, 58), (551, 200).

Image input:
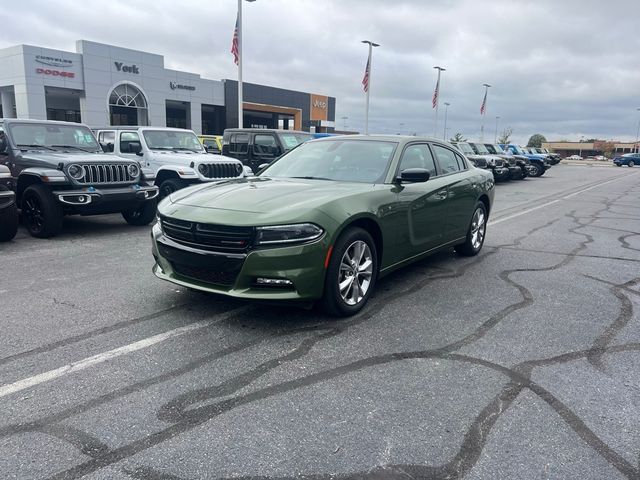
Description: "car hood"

(162, 176), (373, 217)
(19, 151), (137, 164)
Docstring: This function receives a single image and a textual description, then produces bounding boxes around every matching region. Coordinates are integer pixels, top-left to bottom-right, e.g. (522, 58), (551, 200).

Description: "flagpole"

(480, 83), (491, 142)
(362, 40), (379, 135)
(433, 66), (445, 137)
(443, 102), (450, 140)
(237, 0), (243, 128)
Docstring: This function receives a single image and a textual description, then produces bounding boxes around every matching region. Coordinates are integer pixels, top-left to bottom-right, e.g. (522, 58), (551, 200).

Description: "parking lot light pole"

(237, 0), (256, 129)
(494, 116), (500, 144)
(442, 102), (450, 140)
(579, 135), (584, 158)
(362, 40), (379, 135)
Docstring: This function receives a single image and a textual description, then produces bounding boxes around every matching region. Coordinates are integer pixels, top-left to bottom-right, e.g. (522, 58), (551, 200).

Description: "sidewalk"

(560, 160), (614, 167)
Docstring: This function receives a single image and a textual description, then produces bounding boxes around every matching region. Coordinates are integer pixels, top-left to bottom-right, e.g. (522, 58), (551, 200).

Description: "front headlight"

(486, 158), (496, 166)
(128, 164), (140, 178)
(68, 164), (84, 180)
(198, 163), (208, 175)
(255, 223), (324, 245)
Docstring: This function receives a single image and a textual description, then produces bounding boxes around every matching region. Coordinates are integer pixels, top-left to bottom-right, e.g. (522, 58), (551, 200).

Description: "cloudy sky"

(1, 0), (639, 144)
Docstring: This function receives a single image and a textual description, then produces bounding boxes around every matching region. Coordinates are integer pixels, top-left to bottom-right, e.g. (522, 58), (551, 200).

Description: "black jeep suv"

(0, 119), (158, 238)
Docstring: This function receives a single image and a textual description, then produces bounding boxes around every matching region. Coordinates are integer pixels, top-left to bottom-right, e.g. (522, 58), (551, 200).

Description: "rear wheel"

(628, 161), (634, 167)
(455, 202), (487, 257)
(322, 227), (378, 317)
(158, 178), (188, 199)
(0, 185), (18, 242)
(22, 184), (63, 238)
(122, 200), (157, 226)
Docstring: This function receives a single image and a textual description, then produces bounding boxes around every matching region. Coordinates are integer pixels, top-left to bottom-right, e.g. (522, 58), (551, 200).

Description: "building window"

(108, 83), (148, 126)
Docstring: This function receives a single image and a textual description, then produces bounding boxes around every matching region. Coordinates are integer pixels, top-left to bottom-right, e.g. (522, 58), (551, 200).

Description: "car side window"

(254, 134), (278, 156)
(99, 131), (115, 144)
(454, 152), (468, 170)
(230, 134), (249, 154)
(119, 131), (140, 154)
(398, 144), (437, 177)
(0, 125), (6, 156)
(432, 145), (462, 174)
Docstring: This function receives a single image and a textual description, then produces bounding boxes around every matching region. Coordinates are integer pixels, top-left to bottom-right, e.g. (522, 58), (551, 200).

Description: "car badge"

(88, 186), (96, 192)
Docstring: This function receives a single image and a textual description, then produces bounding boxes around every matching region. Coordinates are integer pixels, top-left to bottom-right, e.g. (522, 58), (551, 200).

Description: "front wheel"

(322, 227), (378, 317)
(530, 163), (544, 177)
(628, 161), (634, 167)
(158, 178), (188, 199)
(22, 184), (63, 238)
(122, 200), (157, 226)
(455, 202), (487, 257)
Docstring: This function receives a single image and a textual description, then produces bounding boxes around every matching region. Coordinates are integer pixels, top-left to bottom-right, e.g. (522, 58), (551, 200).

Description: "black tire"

(628, 161), (634, 167)
(455, 202), (487, 257)
(530, 162), (544, 177)
(158, 178), (188, 199)
(322, 227), (378, 317)
(21, 184), (63, 238)
(616, 164), (622, 167)
(122, 199), (157, 226)
(0, 185), (18, 242)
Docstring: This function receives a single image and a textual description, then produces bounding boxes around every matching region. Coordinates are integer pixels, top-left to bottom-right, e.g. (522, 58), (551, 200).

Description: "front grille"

(161, 217), (254, 252)
(494, 159), (505, 167)
(79, 164), (135, 184)
(199, 163), (243, 179)
(171, 262), (238, 286)
(507, 158), (516, 166)
(474, 158), (488, 168)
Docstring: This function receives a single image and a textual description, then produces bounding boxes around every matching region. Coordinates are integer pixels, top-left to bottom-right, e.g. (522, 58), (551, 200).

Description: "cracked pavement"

(1, 164), (639, 479)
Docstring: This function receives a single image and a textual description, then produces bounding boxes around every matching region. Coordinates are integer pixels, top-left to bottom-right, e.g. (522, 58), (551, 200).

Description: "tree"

(526, 134), (547, 148)
(497, 127), (513, 144)
(450, 132), (467, 142)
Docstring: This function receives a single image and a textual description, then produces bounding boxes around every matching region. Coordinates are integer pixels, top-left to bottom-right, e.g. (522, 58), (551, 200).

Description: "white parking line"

(489, 171), (637, 226)
(0, 319), (212, 398)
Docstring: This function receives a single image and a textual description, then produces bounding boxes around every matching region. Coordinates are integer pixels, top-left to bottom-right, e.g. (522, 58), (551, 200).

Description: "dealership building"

(0, 40), (336, 134)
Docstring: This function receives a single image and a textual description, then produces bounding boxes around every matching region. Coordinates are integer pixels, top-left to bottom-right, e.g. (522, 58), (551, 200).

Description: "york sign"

(114, 62), (140, 74)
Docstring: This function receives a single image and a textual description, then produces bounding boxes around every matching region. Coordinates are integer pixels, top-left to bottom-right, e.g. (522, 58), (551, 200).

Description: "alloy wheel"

(338, 240), (373, 306)
(471, 208), (486, 250)
(23, 196), (44, 233)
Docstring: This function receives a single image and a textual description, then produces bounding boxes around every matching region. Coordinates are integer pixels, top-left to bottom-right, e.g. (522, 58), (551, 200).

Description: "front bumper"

(508, 166), (523, 179)
(53, 184), (159, 208)
(492, 166), (510, 180)
(0, 189), (16, 212)
(151, 223), (329, 301)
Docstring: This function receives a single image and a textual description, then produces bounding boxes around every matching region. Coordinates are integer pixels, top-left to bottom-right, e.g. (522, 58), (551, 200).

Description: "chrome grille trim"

(79, 164), (135, 184)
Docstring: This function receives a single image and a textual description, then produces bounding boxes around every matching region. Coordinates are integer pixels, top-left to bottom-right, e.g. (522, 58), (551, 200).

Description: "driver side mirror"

(0, 136), (7, 153)
(396, 168), (430, 183)
(128, 141), (143, 156)
(100, 142), (114, 153)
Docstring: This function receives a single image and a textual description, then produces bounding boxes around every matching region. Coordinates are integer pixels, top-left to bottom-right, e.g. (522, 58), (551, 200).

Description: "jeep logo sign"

(169, 81), (196, 91)
(313, 98), (327, 109)
(114, 62), (140, 74)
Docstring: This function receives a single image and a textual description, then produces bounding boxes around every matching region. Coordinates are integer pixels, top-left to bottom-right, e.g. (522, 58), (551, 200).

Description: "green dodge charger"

(151, 135), (495, 316)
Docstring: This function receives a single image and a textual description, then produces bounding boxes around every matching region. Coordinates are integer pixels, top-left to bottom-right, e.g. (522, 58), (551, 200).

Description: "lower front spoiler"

(151, 224), (328, 302)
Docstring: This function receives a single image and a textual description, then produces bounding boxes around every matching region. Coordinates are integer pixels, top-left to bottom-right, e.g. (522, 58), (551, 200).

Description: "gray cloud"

(1, 0), (639, 144)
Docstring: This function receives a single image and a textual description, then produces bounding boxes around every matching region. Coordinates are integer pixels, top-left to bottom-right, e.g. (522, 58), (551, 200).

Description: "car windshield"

(278, 132), (314, 150)
(261, 139), (397, 183)
(7, 123), (100, 152)
(456, 143), (475, 155)
(143, 130), (204, 152)
(471, 143), (490, 154)
(512, 146), (526, 155)
(490, 144), (506, 154)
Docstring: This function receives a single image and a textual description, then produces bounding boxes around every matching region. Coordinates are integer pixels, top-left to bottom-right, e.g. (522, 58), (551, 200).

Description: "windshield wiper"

(51, 145), (96, 153)
(170, 147), (200, 153)
(17, 144), (56, 151)
(150, 147), (174, 151)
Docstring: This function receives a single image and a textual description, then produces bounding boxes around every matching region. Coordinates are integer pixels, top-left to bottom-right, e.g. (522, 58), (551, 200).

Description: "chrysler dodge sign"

(36, 55), (73, 68)
(170, 81), (196, 91)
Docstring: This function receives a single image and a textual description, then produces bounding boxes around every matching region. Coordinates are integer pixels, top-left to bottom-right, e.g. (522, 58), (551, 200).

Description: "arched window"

(108, 83), (148, 126)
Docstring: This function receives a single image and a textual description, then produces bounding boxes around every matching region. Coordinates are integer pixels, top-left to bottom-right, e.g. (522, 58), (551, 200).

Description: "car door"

(431, 143), (478, 241)
(394, 143), (449, 259)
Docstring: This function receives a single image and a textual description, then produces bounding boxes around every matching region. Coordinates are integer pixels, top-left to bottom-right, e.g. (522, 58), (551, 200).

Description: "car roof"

(309, 134), (456, 147)
(1, 118), (91, 128)
(223, 128), (312, 135)
(92, 126), (195, 133)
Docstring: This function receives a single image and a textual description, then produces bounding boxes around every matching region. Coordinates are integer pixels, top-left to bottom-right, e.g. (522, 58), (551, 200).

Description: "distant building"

(543, 141), (639, 158)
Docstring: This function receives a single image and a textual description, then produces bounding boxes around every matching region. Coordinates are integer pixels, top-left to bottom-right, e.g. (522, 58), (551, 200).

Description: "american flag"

(480, 89), (488, 114)
(231, 14), (239, 65)
(362, 56), (370, 92)
(432, 76), (440, 109)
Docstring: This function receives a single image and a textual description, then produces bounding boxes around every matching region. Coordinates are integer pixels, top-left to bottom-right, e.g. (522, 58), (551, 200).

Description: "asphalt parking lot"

(1, 164), (639, 480)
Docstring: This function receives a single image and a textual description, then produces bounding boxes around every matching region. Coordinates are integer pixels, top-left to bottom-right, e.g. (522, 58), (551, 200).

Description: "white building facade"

(0, 40), (226, 134)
